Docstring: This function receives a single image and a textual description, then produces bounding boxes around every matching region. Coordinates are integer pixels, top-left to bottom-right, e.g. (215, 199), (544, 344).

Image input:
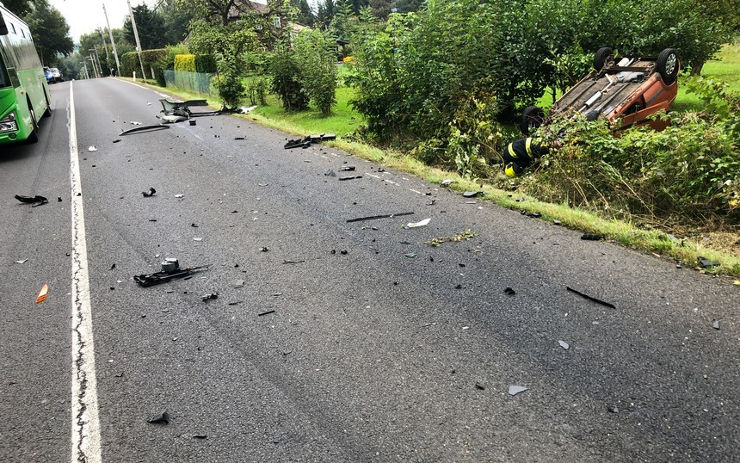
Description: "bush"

(194, 54), (217, 73)
(293, 29), (337, 116)
(174, 54), (197, 72)
(120, 49), (167, 85)
(247, 77), (268, 106)
(270, 46), (309, 111)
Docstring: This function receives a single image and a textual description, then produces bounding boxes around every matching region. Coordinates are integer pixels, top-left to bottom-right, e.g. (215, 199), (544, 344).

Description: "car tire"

(594, 47), (612, 71)
(520, 106), (545, 135)
(656, 48), (679, 85)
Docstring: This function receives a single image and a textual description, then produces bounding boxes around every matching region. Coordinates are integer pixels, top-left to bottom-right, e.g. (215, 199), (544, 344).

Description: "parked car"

(49, 67), (62, 82)
(43, 66), (54, 83)
(504, 47), (679, 176)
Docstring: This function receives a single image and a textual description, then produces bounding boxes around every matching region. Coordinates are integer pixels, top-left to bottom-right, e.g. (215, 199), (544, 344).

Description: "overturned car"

(503, 47), (679, 177)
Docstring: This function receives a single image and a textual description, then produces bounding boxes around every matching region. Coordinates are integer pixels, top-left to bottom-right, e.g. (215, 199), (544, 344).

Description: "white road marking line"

(365, 173), (381, 179)
(68, 82), (103, 463)
(409, 189), (424, 195)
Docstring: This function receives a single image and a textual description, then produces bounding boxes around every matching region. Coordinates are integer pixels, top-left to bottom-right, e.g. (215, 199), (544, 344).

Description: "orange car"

(504, 48), (679, 176)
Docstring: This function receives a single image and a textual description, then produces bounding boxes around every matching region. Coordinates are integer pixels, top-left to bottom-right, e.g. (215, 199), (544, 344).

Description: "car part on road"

(119, 124), (170, 136)
(15, 194), (49, 206)
(581, 233), (602, 241)
(558, 340), (570, 350)
(147, 411), (169, 424)
(346, 212), (414, 223)
(141, 187), (156, 198)
(406, 218), (431, 228)
(711, 319), (720, 330)
(202, 293), (218, 302)
(462, 191), (483, 198)
(35, 283), (49, 303)
(133, 264), (211, 287)
(324, 169), (336, 177)
(284, 133), (337, 149)
(508, 385), (528, 396)
(258, 310), (275, 317)
(698, 256), (719, 268)
(504, 287), (516, 296)
(566, 286), (616, 309)
(339, 175), (362, 181)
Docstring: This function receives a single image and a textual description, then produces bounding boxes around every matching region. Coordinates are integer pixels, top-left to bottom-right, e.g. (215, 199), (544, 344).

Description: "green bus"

(0, 3), (51, 145)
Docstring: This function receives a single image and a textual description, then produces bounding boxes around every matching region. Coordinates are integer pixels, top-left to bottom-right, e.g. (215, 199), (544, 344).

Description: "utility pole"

(98, 27), (110, 65)
(82, 63), (89, 80)
(103, 3), (121, 76)
(87, 56), (98, 78)
(89, 49), (101, 78)
(127, 0), (147, 80)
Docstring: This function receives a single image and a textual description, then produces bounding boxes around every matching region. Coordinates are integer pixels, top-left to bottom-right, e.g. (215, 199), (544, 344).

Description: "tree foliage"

(293, 29), (337, 115)
(124, 4), (167, 50)
(23, 0), (73, 66)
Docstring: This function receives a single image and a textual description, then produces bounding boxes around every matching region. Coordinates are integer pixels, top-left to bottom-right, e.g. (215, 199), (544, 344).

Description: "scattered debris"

(508, 385), (528, 396)
(141, 187), (156, 197)
(524, 211), (542, 218)
(189, 120), (196, 126)
(234, 136), (245, 140)
(112, 139), (121, 144)
(119, 124), (170, 136)
(462, 191), (483, 198)
(504, 287), (516, 296)
(711, 319), (720, 330)
(404, 252), (416, 258)
(346, 212), (414, 223)
(698, 256), (719, 268)
(339, 175), (363, 181)
(406, 218), (431, 228)
(232, 279), (245, 288)
(558, 340), (570, 350)
(227, 301), (243, 306)
(566, 286), (616, 309)
(133, 263), (211, 287)
(428, 229), (478, 247)
(110, 263), (116, 270)
(87, 146), (97, 152)
(553, 220), (561, 225)
(192, 435), (208, 440)
(608, 406), (619, 414)
(239, 105), (257, 114)
(15, 259), (28, 264)
(174, 194), (184, 198)
(35, 283), (49, 304)
(284, 133), (336, 149)
(147, 411), (169, 424)
(193, 237), (203, 242)
(324, 169), (336, 177)
(474, 383), (485, 390)
(339, 165), (355, 171)
(282, 260), (305, 264)
(201, 293), (218, 302)
(15, 194), (48, 206)
(440, 179), (454, 187)
(258, 310), (275, 317)
(260, 247), (269, 252)
(581, 233), (602, 241)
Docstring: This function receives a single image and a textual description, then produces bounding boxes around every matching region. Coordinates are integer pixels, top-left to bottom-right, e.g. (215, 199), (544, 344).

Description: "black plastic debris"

(134, 264), (211, 287)
(566, 286), (616, 309)
(234, 136), (245, 140)
(504, 287), (516, 296)
(346, 212), (414, 223)
(698, 256), (719, 268)
(57, 197), (62, 202)
(712, 319), (720, 330)
(120, 124), (170, 136)
(202, 293), (218, 302)
(147, 411), (170, 424)
(192, 435), (207, 440)
(525, 212), (542, 218)
(260, 247), (269, 252)
(142, 187), (156, 197)
(284, 133), (336, 149)
(608, 406), (619, 414)
(462, 191), (483, 198)
(110, 263), (116, 270)
(15, 194), (48, 206)
(189, 120), (196, 126)
(474, 383), (485, 390)
(283, 260), (305, 264)
(258, 310), (275, 317)
(339, 175), (363, 181)
(339, 165), (355, 171)
(112, 139), (121, 143)
(581, 233), (602, 241)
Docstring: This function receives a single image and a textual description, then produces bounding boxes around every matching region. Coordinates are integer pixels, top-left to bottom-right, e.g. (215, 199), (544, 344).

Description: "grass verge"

(119, 77), (740, 278)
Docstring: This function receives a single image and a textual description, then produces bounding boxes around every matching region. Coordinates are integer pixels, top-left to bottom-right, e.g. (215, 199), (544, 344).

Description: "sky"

(49, 0), (271, 44)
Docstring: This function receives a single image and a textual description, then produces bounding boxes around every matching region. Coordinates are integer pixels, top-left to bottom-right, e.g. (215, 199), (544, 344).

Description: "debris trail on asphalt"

(346, 212), (414, 223)
(566, 286), (616, 309)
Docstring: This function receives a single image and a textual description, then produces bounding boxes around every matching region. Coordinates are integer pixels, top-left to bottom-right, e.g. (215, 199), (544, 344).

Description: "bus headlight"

(0, 112), (18, 133)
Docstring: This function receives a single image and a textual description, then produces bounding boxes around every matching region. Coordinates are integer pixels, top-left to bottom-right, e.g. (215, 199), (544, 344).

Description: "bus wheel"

(27, 101), (39, 143)
(43, 89), (52, 118)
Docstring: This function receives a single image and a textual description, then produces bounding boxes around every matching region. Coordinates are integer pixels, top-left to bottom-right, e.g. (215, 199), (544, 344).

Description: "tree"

(175, 0), (267, 25)
(160, 0), (193, 45)
(394, 0), (424, 13)
(124, 4), (167, 50)
(24, 0), (73, 66)
(3, 0), (35, 16)
(369, 0), (391, 19)
(293, 0), (315, 26)
(317, 0), (335, 25)
(329, 0), (354, 41)
(293, 29), (337, 115)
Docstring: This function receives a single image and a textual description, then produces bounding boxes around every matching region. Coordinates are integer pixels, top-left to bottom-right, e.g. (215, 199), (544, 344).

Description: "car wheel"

(520, 106), (545, 135)
(594, 47), (612, 71)
(656, 48), (679, 85)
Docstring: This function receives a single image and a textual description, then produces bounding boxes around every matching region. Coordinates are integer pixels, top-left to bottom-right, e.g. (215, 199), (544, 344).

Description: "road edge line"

(69, 81), (103, 463)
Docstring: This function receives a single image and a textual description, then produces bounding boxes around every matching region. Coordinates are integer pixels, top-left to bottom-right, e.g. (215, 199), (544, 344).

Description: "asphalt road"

(0, 78), (737, 463)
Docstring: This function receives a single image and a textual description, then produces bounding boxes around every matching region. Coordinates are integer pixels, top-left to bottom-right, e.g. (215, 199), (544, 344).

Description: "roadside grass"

(119, 45), (740, 277)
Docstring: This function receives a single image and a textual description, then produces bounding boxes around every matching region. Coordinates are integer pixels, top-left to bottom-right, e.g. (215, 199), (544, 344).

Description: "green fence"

(163, 70), (215, 96)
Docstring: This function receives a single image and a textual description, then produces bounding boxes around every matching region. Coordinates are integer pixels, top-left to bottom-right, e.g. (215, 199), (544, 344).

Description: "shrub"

(293, 29), (337, 116)
(174, 54), (197, 72)
(194, 54), (217, 73)
(270, 46), (309, 111)
(247, 77), (268, 106)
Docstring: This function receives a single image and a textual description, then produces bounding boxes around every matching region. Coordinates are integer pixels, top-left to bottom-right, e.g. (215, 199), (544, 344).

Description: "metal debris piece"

(339, 175), (363, 181)
(508, 385), (528, 396)
(711, 319), (720, 330)
(406, 218), (431, 228)
(258, 310), (275, 317)
(698, 256), (719, 268)
(119, 124), (170, 136)
(440, 179), (453, 187)
(404, 252), (416, 258)
(581, 233), (602, 241)
(160, 114), (187, 123)
(15, 194), (48, 206)
(133, 264), (211, 287)
(346, 212), (414, 223)
(339, 165), (355, 171)
(202, 293), (218, 302)
(566, 286), (616, 309)
(141, 187), (156, 197)
(558, 340), (570, 350)
(284, 133), (337, 149)
(15, 259), (28, 264)
(504, 287), (516, 296)
(147, 411), (169, 424)
(462, 191), (483, 198)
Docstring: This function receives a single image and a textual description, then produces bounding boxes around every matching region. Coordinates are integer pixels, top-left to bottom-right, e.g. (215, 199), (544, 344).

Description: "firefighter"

(502, 137), (549, 177)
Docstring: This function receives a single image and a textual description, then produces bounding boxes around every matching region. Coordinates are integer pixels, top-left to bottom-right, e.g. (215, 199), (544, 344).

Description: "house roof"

(227, 0), (270, 20)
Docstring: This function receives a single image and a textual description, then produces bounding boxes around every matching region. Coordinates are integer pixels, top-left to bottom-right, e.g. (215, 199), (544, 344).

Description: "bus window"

(0, 52), (9, 88)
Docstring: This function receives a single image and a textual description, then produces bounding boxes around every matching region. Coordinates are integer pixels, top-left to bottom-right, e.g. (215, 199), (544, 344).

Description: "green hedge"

(174, 54), (216, 73)
(120, 49), (168, 85)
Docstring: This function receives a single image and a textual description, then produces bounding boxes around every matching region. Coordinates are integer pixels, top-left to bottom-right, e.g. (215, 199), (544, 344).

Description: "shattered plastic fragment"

(193, 237), (203, 242)
(324, 169), (336, 177)
(711, 319), (720, 330)
(339, 175), (362, 181)
(504, 287), (516, 296)
(558, 340), (570, 350)
(508, 385), (528, 396)
(406, 218), (431, 228)
(698, 256), (719, 268)
(147, 411), (169, 424)
(35, 284), (49, 304)
(15, 259), (28, 264)
(202, 293), (218, 302)
(339, 165), (355, 171)
(174, 194), (184, 198)
(440, 179), (453, 187)
(581, 233), (602, 241)
(15, 194), (48, 206)
(141, 187), (156, 197)
(88, 146), (97, 152)
(258, 310), (275, 317)
(404, 252), (416, 258)
(462, 191), (483, 198)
